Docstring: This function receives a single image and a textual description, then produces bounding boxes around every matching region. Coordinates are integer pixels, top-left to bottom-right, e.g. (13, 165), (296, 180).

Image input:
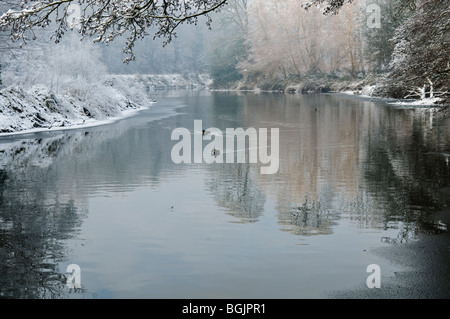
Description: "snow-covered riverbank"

(339, 85), (445, 111)
(0, 73), (210, 136)
(223, 76), (447, 111)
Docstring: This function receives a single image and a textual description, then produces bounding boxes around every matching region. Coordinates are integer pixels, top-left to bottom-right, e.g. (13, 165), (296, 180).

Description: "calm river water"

(0, 91), (449, 299)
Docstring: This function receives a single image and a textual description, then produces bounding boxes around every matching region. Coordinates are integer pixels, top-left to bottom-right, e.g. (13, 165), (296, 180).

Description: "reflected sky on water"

(0, 91), (449, 298)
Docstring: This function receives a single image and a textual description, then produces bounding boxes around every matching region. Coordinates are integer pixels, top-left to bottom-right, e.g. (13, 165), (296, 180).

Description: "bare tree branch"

(302, 0), (417, 15)
(0, 0), (228, 62)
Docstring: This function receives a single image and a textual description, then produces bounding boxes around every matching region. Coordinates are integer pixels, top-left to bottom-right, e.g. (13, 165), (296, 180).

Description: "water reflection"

(0, 169), (87, 298)
(358, 105), (450, 242)
(204, 163), (265, 223)
(278, 196), (338, 236)
(0, 91), (449, 298)
(0, 99), (184, 298)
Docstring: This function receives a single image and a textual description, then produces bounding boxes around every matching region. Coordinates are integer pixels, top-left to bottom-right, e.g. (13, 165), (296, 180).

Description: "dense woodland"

(0, 0), (448, 110)
(209, 0), (449, 110)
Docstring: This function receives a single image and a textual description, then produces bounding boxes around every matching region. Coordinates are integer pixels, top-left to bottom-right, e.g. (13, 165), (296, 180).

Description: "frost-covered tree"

(240, 0), (366, 82)
(0, 0), (227, 62)
(387, 0), (449, 107)
(100, 21), (212, 74)
(208, 0), (249, 88)
(302, 0), (416, 14)
(2, 31), (107, 93)
(0, 1), (22, 87)
(362, 0), (412, 73)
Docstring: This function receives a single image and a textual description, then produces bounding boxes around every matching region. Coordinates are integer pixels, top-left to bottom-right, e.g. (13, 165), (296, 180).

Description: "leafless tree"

(0, 0), (227, 62)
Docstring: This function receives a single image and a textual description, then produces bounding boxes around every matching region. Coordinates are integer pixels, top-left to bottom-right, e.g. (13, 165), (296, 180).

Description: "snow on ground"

(360, 85), (376, 97)
(341, 84), (377, 98)
(340, 84), (443, 109)
(126, 73), (212, 90)
(387, 97), (443, 107)
(0, 73), (209, 136)
(0, 78), (149, 136)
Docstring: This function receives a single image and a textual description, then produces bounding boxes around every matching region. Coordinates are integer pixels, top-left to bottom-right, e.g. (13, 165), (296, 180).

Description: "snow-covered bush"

(0, 33), (155, 134)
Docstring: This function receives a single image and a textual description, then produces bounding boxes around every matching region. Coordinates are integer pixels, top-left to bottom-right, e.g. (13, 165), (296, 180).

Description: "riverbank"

(0, 73), (210, 137)
(2, 72), (447, 137)
(213, 75), (448, 112)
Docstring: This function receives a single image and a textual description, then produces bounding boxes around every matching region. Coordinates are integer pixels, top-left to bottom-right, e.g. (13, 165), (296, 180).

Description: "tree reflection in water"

(0, 136), (89, 298)
(278, 196), (339, 236)
(0, 92), (449, 299)
(204, 162), (265, 223)
(343, 107), (450, 243)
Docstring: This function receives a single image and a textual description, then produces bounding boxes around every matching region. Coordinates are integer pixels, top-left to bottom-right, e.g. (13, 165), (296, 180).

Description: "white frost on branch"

(0, 0), (228, 62)
(404, 78), (447, 102)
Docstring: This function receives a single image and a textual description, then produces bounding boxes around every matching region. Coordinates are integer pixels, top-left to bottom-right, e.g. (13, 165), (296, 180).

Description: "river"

(0, 90), (449, 299)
